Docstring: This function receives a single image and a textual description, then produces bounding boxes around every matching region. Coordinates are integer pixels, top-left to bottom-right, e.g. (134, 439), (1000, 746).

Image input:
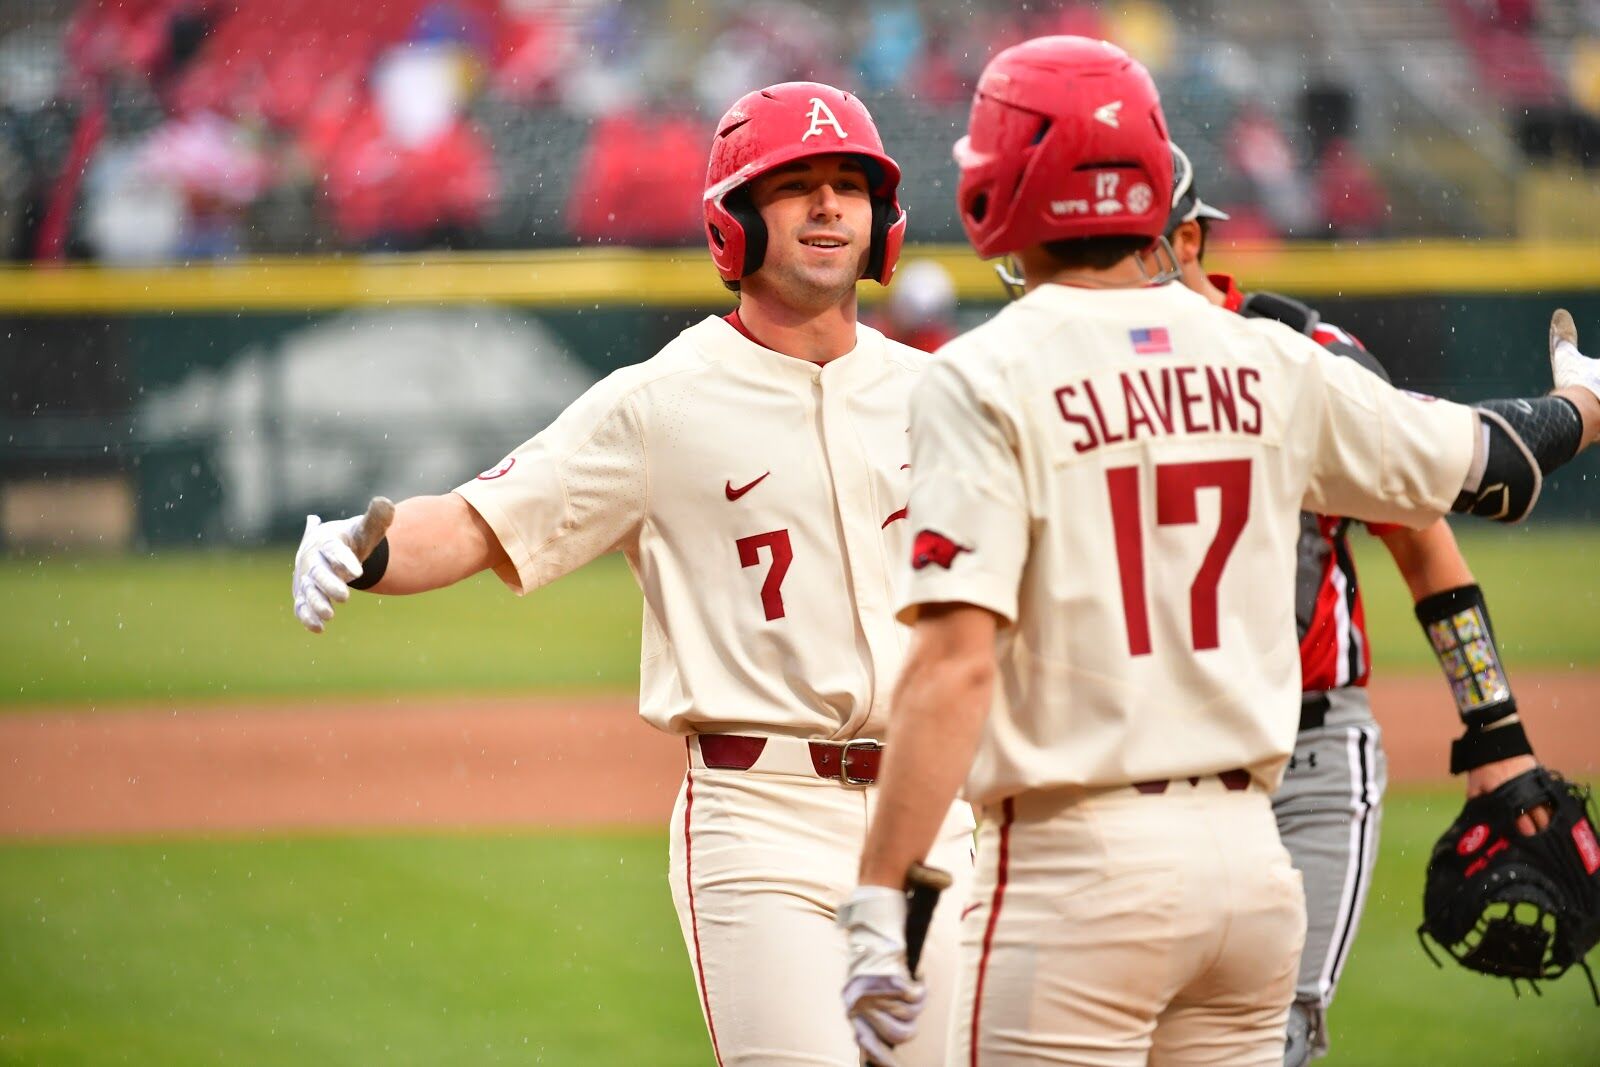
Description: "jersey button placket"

(818, 363), (894, 735)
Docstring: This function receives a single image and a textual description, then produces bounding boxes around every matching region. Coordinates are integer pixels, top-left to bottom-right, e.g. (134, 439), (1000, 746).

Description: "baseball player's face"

(746, 154), (873, 309)
(1167, 220), (1209, 290)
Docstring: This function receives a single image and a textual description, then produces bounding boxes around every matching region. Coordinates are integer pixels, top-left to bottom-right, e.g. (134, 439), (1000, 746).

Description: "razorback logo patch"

(912, 529), (968, 570)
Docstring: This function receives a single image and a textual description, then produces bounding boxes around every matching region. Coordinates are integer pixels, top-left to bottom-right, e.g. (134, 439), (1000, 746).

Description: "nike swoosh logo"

(882, 506), (909, 529)
(725, 472), (771, 501)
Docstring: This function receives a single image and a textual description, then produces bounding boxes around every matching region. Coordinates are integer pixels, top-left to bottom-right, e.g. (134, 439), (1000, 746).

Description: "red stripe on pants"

(971, 798), (1014, 1067)
(683, 743), (725, 1066)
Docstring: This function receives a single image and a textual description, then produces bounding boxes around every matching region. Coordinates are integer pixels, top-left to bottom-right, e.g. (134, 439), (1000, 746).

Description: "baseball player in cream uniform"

(291, 83), (974, 1066)
(837, 36), (1600, 1067)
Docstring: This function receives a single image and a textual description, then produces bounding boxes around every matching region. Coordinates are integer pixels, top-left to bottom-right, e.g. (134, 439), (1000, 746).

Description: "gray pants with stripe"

(1272, 686), (1387, 1064)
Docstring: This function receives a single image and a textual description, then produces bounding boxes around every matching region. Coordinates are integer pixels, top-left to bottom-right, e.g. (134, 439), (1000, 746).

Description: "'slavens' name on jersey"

(1053, 365), (1264, 455)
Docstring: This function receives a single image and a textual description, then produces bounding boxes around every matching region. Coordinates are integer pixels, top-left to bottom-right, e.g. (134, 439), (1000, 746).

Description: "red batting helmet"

(953, 36), (1172, 260)
(704, 82), (906, 287)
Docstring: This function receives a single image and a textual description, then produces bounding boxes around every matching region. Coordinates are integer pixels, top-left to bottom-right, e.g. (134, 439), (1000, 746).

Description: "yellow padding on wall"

(0, 241), (1595, 313)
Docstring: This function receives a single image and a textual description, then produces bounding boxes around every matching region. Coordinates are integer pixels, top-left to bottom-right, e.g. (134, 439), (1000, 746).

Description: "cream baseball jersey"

(455, 316), (925, 740)
(898, 282), (1477, 805)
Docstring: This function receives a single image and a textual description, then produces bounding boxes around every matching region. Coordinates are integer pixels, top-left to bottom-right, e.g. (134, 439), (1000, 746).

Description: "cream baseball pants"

(953, 777), (1306, 1066)
(669, 736), (977, 1066)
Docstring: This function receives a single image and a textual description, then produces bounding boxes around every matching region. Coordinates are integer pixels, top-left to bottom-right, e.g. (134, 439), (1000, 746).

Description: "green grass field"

(1, 525), (1596, 707)
(0, 551), (644, 706)
(1, 788), (1596, 1066)
(3, 527), (1597, 1064)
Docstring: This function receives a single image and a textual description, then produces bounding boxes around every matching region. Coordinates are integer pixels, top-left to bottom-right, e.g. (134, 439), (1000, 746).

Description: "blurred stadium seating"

(2, 0), (1599, 551)
(3, 0), (1598, 262)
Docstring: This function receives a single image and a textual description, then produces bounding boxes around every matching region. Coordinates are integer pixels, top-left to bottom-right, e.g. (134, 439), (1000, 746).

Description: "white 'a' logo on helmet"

(801, 98), (849, 141)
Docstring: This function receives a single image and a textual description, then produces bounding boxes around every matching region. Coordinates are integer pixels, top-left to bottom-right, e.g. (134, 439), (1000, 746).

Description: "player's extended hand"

(1550, 309), (1600, 403)
(1466, 753), (1550, 835)
(292, 497), (394, 633)
(839, 885), (925, 1067)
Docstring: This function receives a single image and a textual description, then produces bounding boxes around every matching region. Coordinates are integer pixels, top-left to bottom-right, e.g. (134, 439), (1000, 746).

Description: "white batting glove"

(1550, 309), (1600, 404)
(839, 885), (923, 1067)
(292, 498), (394, 634)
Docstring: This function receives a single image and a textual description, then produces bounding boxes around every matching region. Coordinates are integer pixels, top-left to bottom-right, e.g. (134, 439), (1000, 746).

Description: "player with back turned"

(1163, 144), (1554, 1065)
(837, 35), (1600, 1066)
(289, 82), (976, 1066)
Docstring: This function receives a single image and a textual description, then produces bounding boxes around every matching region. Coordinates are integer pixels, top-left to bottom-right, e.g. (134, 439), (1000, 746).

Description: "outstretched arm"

(1452, 310), (1600, 522)
(292, 493), (510, 633)
(376, 493), (511, 594)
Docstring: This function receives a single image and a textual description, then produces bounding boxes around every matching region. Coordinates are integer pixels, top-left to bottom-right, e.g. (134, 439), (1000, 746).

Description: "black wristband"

(347, 536), (389, 591)
(1415, 583), (1517, 728)
(1449, 719), (1534, 774)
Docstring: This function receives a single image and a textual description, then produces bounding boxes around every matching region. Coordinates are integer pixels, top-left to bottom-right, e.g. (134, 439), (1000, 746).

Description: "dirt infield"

(3, 673), (1596, 838)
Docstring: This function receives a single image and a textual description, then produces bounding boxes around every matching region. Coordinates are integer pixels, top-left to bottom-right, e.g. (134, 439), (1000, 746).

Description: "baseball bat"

(350, 496), (395, 561)
(863, 862), (954, 1067)
(903, 861), (953, 978)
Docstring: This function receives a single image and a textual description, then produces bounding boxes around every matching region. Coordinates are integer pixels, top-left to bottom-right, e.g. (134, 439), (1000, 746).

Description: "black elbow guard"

(1452, 397), (1582, 523)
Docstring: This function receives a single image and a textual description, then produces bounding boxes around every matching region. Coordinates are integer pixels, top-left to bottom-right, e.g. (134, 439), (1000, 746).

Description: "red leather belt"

(1132, 768), (1252, 795)
(696, 734), (884, 785)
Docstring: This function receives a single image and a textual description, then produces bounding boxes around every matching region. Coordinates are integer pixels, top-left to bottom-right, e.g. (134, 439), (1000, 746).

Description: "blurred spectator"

(911, 19), (981, 105)
(693, 3), (844, 117)
(137, 110), (268, 257)
(1227, 104), (1314, 236)
(83, 139), (185, 262)
(1444, 0), (1573, 160)
(855, 2), (925, 95)
(560, 1), (651, 117)
(568, 109), (703, 244)
(870, 259), (957, 354)
(493, 0), (578, 102)
(4, 0), (1428, 257)
(319, 38), (496, 250)
(0, 21), (68, 260)
(1314, 137), (1388, 238)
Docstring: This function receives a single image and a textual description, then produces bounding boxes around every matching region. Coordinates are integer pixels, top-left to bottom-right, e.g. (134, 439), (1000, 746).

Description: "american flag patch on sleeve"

(1129, 327), (1172, 355)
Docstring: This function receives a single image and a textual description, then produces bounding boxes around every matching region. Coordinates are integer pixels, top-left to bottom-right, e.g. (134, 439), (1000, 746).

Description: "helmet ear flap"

(864, 195), (891, 282)
(724, 187), (767, 279)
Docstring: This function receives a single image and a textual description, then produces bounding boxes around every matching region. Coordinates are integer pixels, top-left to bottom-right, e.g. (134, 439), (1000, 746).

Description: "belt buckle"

(839, 739), (882, 786)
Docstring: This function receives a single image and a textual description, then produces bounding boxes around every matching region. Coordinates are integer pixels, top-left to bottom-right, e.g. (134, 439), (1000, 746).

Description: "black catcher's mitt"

(1419, 767), (1600, 1002)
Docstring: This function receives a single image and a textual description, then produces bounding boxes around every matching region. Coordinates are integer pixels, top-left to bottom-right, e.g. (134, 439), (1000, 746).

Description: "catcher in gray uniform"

(1164, 145), (1547, 1065)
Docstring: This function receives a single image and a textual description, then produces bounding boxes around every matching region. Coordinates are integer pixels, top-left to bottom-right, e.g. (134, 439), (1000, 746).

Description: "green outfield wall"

(3, 241), (1598, 547)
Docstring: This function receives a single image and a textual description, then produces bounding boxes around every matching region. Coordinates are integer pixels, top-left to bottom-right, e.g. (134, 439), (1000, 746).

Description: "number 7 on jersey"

(736, 529), (793, 621)
(1106, 459), (1252, 656)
